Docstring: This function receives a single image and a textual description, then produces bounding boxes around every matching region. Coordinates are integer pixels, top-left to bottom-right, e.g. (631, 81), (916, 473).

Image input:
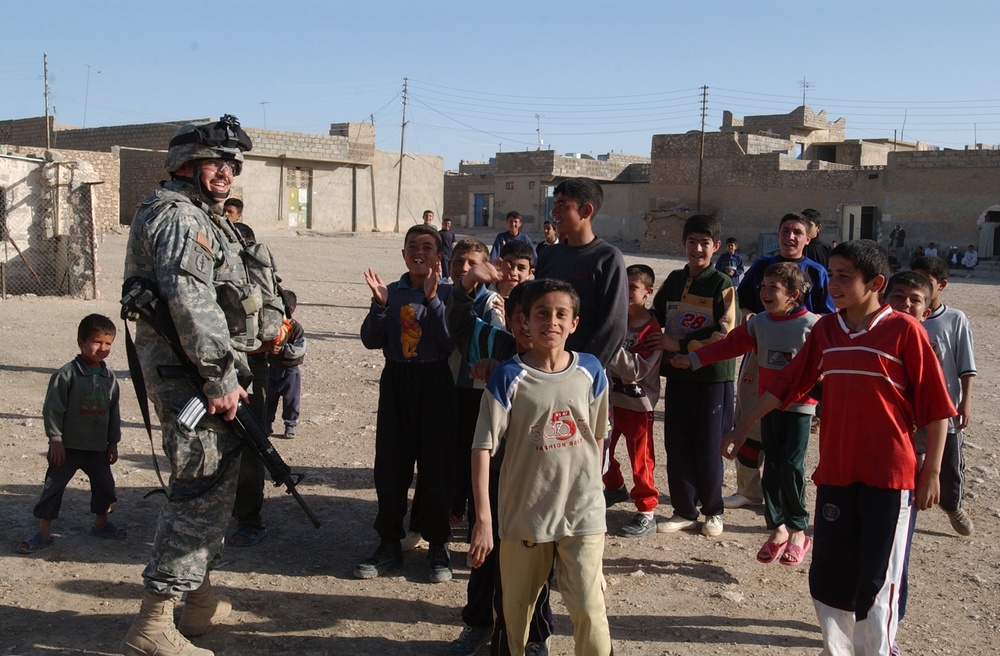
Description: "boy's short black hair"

(830, 240), (890, 282)
(910, 255), (949, 281)
(543, 220), (554, 229)
(626, 264), (655, 288)
(500, 239), (536, 267)
(506, 210), (521, 221)
(683, 214), (722, 241)
(282, 289), (297, 314)
(223, 198), (243, 212)
(232, 221), (256, 244)
(404, 224), (442, 252)
(79, 314), (116, 341)
(553, 177), (604, 215)
(885, 271), (934, 302)
(452, 238), (489, 262)
(801, 208), (822, 227)
(725, 237), (738, 245)
(520, 278), (581, 318)
(779, 212), (808, 231)
(507, 280), (531, 322)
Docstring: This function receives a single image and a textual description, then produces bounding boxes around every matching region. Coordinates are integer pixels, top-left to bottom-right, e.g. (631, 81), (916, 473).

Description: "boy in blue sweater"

(359, 224), (456, 583)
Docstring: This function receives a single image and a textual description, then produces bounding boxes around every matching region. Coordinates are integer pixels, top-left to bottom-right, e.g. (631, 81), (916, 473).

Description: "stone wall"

(0, 153), (103, 297)
(3, 145), (120, 233)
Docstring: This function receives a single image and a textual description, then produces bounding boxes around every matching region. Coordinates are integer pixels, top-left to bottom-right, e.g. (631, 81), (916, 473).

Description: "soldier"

(121, 115), (256, 656)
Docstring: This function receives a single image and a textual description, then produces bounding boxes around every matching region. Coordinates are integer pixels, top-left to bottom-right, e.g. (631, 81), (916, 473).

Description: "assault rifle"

(121, 278), (320, 528)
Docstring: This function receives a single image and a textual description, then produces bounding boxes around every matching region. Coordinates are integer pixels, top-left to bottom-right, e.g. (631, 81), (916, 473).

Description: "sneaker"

(401, 529), (427, 552)
(946, 508), (975, 536)
(444, 624), (492, 656)
(428, 543), (452, 583)
(524, 640), (549, 656)
(354, 539), (403, 579)
(723, 493), (763, 509)
(656, 513), (699, 533)
(282, 426), (296, 439)
(603, 485), (629, 508)
(702, 514), (724, 537)
(621, 513), (656, 538)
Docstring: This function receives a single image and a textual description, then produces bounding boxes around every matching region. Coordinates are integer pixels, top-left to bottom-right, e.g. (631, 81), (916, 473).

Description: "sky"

(4, 1), (1000, 170)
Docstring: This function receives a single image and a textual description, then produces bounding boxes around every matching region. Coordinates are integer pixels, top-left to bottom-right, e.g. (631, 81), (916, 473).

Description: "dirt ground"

(1, 227), (998, 656)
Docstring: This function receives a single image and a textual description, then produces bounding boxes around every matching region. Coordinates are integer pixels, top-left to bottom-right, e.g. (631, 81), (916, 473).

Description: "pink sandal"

(779, 536), (812, 567)
(756, 539), (788, 564)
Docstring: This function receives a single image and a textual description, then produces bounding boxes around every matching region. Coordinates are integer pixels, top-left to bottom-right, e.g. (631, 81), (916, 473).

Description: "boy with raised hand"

(490, 211), (535, 263)
(359, 224), (456, 583)
(469, 279), (612, 656)
(603, 264), (662, 538)
(491, 240), (536, 302)
(726, 212), (834, 510)
(649, 214), (739, 538)
(535, 177), (628, 369)
(18, 314), (123, 554)
(724, 240), (954, 655)
(911, 255), (977, 536)
(444, 239), (505, 529)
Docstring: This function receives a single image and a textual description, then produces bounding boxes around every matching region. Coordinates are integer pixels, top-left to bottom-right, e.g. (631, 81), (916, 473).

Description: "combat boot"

(178, 573), (232, 637)
(121, 592), (213, 656)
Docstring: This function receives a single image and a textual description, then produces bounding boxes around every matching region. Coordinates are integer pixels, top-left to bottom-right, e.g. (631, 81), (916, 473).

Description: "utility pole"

(536, 113), (542, 150)
(394, 77), (408, 233)
(696, 85), (707, 213)
(798, 76), (813, 107)
(43, 53), (51, 149)
(260, 101), (269, 129)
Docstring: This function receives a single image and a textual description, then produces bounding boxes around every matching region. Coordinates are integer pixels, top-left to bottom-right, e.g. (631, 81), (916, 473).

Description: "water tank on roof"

(564, 152), (596, 160)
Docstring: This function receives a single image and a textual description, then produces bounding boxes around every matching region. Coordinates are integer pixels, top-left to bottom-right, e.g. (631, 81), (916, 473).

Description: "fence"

(0, 153), (101, 299)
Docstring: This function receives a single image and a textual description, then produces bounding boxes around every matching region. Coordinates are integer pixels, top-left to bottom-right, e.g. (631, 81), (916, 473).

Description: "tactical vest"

(123, 186), (267, 352)
(241, 241), (285, 343)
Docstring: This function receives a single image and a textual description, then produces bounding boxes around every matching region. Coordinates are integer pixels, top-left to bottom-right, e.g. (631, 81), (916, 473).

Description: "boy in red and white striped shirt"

(723, 240), (955, 656)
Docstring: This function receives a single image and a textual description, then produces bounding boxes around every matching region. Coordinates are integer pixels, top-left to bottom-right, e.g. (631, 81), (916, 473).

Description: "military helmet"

(164, 114), (253, 175)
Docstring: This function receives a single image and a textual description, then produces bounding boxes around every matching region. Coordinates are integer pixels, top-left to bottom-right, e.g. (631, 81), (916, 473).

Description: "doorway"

(473, 193), (493, 227)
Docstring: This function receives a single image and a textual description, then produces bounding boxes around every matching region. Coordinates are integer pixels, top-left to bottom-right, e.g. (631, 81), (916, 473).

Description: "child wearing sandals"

(18, 314), (124, 554)
(672, 263), (817, 565)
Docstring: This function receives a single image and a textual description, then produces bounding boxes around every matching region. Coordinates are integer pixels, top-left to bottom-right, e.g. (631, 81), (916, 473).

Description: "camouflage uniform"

(124, 178), (256, 597)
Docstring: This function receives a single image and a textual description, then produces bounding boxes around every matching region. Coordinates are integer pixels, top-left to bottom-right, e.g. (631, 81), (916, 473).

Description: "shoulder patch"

(180, 234), (216, 284)
(196, 231), (214, 256)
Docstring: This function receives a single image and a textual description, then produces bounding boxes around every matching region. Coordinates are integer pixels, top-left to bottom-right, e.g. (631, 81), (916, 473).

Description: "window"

(528, 181), (536, 189)
(505, 182), (514, 190)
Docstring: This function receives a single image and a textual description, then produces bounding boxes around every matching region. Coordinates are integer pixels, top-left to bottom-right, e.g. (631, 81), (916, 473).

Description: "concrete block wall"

(372, 150), (444, 233)
(443, 173), (492, 227)
(246, 127), (368, 164)
(0, 117), (52, 147)
(457, 161), (493, 175)
(119, 148), (166, 226)
(52, 121), (189, 152)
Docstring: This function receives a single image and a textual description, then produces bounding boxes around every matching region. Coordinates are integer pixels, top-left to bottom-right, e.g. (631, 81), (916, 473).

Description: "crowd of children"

(15, 177), (981, 656)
